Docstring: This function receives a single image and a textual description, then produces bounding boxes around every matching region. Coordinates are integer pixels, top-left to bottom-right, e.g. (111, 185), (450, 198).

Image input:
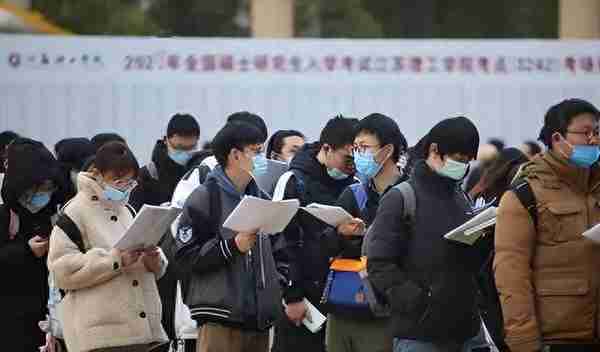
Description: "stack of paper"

(444, 207), (497, 246)
(113, 205), (182, 250)
(302, 203), (353, 227)
(223, 196), (300, 234)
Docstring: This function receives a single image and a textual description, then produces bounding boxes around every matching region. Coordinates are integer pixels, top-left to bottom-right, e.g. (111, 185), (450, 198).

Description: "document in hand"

(444, 207), (497, 246)
(113, 205), (182, 250)
(222, 196), (300, 234)
(302, 203), (353, 227)
(583, 223), (600, 243)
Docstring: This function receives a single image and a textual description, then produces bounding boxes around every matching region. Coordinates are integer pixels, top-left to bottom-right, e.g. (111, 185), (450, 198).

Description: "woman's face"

(277, 136), (305, 163)
(97, 169), (137, 191)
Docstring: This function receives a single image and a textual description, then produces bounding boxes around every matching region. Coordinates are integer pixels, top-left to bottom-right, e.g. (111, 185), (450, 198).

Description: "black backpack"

(479, 180), (537, 351)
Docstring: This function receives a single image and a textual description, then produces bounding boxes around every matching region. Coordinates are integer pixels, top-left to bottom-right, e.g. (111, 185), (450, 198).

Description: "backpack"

(321, 181), (416, 318)
(479, 180), (537, 350)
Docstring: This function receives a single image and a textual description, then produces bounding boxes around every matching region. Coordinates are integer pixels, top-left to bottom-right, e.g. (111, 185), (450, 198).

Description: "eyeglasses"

(353, 144), (380, 154)
(111, 179), (138, 191)
(567, 129), (600, 138)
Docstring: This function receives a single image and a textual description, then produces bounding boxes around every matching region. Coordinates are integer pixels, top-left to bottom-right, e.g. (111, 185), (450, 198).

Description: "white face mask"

(437, 158), (469, 181)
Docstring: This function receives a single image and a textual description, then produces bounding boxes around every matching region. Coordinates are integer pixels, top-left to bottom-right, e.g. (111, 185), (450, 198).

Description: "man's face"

(167, 134), (199, 152)
(324, 144), (355, 175)
(552, 113), (599, 157)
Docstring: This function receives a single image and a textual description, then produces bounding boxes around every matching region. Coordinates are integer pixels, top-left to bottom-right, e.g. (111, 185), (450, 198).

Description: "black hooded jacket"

(0, 138), (65, 318)
(130, 140), (188, 210)
(279, 142), (356, 305)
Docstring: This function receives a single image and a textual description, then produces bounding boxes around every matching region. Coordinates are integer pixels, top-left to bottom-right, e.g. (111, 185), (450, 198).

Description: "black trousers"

(271, 314), (326, 352)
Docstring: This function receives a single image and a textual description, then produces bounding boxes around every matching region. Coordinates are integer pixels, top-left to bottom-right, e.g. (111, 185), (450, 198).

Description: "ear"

(429, 143), (439, 156)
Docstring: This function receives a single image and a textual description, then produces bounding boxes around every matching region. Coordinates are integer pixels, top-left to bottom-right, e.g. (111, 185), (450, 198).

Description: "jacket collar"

(533, 151), (600, 194)
(77, 172), (110, 205)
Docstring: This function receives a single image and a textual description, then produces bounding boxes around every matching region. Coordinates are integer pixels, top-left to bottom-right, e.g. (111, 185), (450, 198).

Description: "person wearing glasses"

(173, 121), (284, 352)
(494, 99), (600, 352)
(0, 137), (67, 352)
(324, 113), (408, 352)
(48, 142), (169, 352)
(272, 116), (359, 352)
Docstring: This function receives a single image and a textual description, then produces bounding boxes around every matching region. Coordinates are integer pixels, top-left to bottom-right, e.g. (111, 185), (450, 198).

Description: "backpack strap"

(394, 181), (416, 225)
(146, 161), (159, 181)
(55, 214), (86, 253)
(511, 180), (538, 229)
(273, 170), (305, 203)
(350, 183), (368, 213)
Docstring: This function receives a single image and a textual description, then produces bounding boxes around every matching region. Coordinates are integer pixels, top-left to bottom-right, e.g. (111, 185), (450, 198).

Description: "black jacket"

(279, 143), (356, 305)
(174, 166), (283, 331)
(326, 173), (408, 260)
(130, 140), (188, 210)
(367, 160), (481, 343)
(0, 138), (65, 318)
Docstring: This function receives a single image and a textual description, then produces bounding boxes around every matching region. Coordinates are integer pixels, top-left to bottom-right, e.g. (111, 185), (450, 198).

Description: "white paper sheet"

(583, 223), (600, 243)
(302, 203), (353, 227)
(444, 207), (497, 246)
(222, 196), (300, 234)
(282, 298), (327, 333)
(113, 205), (182, 250)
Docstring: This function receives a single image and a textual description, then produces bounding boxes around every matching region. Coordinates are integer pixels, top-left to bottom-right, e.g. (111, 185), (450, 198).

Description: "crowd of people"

(2, 98), (600, 352)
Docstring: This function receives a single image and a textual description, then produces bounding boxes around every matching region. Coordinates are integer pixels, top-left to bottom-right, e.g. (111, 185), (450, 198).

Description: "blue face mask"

(354, 151), (384, 180)
(19, 191), (52, 214)
(570, 145), (600, 168)
(327, 167), (350, 180)
(103, 185), (131, 203)
(169, 149), (193, 166)
(252, 153), (269, 177)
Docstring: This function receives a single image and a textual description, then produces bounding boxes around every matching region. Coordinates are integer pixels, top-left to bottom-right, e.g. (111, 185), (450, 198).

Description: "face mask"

(570, 145), (600, 168)
(354, 150), (384, 180)
(252, 153), (269, 177)
(103, 184), (131, 204)
(20, 192), (52, 214)
(437, 158), (469, 181)
(327, 167), (350, 180)
(169, 149), (193, 166)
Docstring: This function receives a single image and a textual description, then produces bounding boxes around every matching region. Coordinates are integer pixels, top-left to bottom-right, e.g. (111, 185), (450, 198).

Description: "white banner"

(1, 35), (599, 161)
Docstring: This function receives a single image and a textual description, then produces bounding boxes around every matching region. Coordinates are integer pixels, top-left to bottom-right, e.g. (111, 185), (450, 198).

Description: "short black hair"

(94, 142), (139, 178)
(524, 140), (542, 155)
(487, 138), (505, 152)
(91, 133), (126, 151)
(357, 113), (407, 163)
(167, 113), (200, 138)
(266, 130), (305, 159)
(227, 111), (268, 141)
(319, 115), (359, 150)
(0, 131), (19, 149)
(212, 122), (266, 168)
(54, 137), (96, 170)
(538, 99), (600, 148)
(424, 116), (480, 159)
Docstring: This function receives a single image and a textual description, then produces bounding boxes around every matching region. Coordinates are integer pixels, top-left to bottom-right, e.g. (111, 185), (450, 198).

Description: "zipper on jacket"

(417, 287), (433, 325)
(259, 234), (266, 289)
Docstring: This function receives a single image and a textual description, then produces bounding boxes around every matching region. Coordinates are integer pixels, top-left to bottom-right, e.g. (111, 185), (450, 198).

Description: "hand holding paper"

(113, 205), (182, 251)
(302, 203), (354, 227)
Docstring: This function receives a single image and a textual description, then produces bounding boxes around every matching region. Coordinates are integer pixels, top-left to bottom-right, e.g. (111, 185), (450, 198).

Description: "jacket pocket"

(535, 274), (594, 339)
(538, 202), (585, 243)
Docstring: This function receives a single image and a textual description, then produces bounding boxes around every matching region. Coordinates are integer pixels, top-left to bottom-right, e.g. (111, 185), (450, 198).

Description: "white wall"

(1, 35), (599, 162)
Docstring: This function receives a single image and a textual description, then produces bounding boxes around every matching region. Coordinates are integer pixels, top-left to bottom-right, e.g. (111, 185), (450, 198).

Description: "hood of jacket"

(1, 138), (65, 214)
(205, 164), (263, 201)
(289, 142), (355, 189)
